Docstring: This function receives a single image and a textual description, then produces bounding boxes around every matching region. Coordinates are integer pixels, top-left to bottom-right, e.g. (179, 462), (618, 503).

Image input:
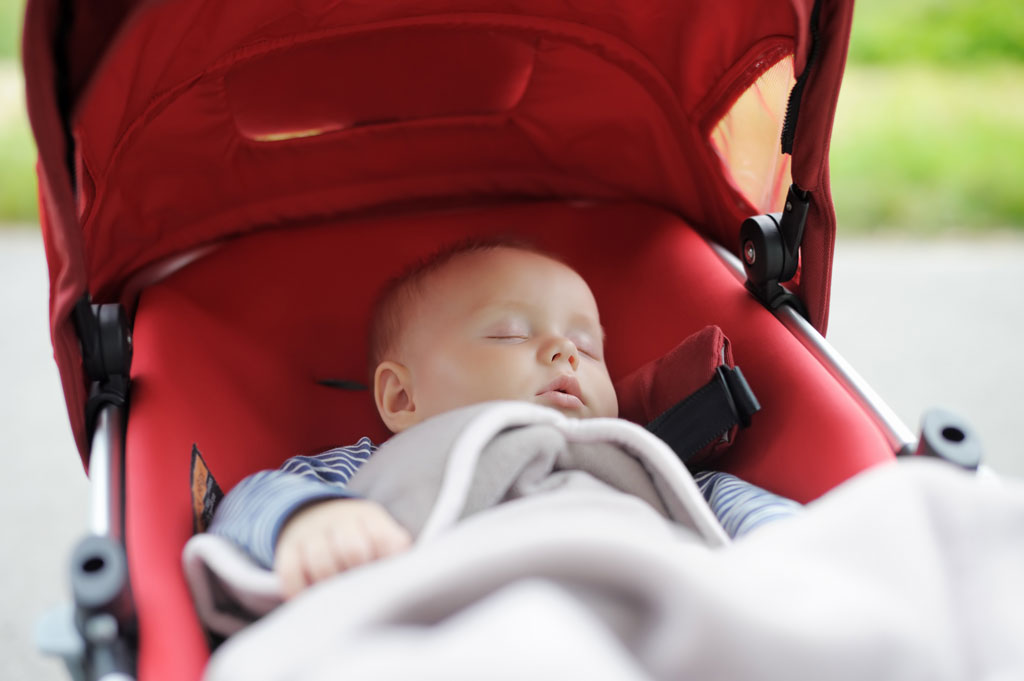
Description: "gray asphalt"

(2, 228), (1022, 680)
(827, 233), (1024, 478)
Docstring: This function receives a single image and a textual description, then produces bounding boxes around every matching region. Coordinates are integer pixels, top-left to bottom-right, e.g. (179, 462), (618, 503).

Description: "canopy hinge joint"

(72, 296), (133, 439)
(739, 184), (811, 318)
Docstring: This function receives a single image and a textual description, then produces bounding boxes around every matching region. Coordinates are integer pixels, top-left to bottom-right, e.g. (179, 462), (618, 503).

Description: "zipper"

(780, 0), (822, 155)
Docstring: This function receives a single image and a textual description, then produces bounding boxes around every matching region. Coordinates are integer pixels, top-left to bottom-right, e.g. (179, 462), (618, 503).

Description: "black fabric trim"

(316, 379), (368, 391)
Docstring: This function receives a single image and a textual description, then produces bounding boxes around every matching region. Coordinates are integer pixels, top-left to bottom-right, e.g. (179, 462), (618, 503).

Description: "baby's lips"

(536, 390), (585, 410)
(537, 374), (583, 400)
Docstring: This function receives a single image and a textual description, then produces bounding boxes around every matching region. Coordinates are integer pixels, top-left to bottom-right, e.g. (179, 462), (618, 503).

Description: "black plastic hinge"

(72, 296), (133, 438)
(739, 184), (811, 318)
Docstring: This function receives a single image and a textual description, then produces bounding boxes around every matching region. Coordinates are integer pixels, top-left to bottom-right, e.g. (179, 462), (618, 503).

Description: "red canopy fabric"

(23, 0), (853, 460)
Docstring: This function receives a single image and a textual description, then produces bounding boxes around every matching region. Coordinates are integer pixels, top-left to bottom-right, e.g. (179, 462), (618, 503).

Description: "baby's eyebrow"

(569, 315), (607, 343)
(473, 301), (530, 320)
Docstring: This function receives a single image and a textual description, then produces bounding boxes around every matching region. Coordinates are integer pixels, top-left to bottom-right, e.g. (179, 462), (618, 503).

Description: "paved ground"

(2, 229), (90, 681)
(827, 233), (1024, 478)
(2, 228), (1022, 680)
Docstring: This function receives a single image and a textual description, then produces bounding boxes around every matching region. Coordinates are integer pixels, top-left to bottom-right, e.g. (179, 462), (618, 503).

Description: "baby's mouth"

(537, 391), (584, 409)
(536, 375), (584, 409)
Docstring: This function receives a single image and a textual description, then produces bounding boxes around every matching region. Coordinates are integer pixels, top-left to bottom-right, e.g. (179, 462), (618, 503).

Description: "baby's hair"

(367, 236), (560, 378)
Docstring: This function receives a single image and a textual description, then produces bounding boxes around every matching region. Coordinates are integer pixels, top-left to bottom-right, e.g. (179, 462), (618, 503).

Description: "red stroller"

(23, 0), (978, 679)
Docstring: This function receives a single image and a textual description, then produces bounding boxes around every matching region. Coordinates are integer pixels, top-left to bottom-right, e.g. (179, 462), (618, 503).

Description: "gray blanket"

(184, 402), (726, 634)
(342, 401), (726, 543)
(185, 402), (1024, 681)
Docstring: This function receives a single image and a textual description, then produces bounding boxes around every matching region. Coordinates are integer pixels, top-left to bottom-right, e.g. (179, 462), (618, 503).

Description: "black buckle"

(718, 365), (760, 428)
(647, 364), (761, 464)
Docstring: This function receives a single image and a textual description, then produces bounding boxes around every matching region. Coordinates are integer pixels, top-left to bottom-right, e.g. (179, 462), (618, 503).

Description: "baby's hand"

(274, 498), (412, 599)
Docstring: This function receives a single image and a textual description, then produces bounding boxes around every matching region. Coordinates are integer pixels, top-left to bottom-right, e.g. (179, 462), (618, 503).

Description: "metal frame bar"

(81, 403), (137, 681)
(711, 242), (917, 454)
(89, 405), (126, 540)
(38, 401), (138, 681)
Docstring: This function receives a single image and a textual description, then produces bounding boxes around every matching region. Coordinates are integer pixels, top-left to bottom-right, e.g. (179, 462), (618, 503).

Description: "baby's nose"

(546, 338), (579, 369)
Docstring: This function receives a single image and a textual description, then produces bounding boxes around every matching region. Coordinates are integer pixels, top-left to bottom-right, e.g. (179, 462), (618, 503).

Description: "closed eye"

(486, 335), (529, 342)
(569, 333), (602, 361)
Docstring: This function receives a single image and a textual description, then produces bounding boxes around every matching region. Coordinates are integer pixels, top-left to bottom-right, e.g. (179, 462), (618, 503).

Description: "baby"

(210, 240), (797, 597)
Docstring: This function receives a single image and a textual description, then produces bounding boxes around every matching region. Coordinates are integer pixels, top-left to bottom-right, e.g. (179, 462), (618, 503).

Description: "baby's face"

(395, 248), (618, 425)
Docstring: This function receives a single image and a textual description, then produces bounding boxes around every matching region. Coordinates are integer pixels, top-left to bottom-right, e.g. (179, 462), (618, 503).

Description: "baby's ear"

(373, 361), (417, 433)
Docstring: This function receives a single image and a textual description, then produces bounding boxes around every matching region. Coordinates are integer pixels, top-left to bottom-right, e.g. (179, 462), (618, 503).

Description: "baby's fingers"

(276, 545), (311, 600)
(364, 512), (413, 559)
(327, 525), (374, 571)
(301, 536), (347, 586)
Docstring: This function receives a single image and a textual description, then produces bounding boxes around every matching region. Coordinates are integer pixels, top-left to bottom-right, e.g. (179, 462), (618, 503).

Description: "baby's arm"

(208, 438), (410, 594)
(274, 498), (411, 598)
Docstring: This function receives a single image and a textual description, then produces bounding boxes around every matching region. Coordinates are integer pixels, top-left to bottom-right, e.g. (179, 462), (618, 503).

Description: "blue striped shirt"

(693, 470), (803, 539)
(208, 438), (376, 568)
(209, 437), (801, 567)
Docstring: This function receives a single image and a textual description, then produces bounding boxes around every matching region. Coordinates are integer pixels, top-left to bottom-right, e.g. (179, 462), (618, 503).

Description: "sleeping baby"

(209, 239), (799, 598)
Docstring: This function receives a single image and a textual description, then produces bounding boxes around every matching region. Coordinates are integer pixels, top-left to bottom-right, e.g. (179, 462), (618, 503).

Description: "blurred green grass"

(834, 0), (1024, 233)
(0, 0), (24, 59)
(848, 0), (1024, 65)
(2, 0), (35, 225)
(1, 61), (37, 224)
(1, 0), (1022, 232)
(832, 64), (1024, 233)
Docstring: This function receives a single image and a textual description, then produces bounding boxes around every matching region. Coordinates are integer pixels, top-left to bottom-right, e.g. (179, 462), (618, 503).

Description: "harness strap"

(646, 365), (760, 465)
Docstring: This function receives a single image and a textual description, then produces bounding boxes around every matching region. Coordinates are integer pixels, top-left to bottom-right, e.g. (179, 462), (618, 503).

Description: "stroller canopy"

(23, 0), (853, 459)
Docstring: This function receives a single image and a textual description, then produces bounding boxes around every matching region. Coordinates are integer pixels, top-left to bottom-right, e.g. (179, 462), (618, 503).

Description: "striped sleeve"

(693, 470), (802, 539)
(208, 438), (376, 568)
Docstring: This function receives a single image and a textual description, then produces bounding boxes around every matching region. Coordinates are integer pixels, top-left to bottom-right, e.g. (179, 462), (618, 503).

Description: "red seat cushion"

(125, 200), (893, 680)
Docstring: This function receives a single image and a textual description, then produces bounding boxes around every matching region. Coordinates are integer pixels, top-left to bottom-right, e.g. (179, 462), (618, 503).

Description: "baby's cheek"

(481, 367), (531, 402)
(593, 371), (619, 417)
(447, 364), (522, 409)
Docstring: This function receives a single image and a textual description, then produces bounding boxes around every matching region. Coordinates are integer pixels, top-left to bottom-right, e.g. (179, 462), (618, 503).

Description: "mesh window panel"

(710, 55), (796, 213)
